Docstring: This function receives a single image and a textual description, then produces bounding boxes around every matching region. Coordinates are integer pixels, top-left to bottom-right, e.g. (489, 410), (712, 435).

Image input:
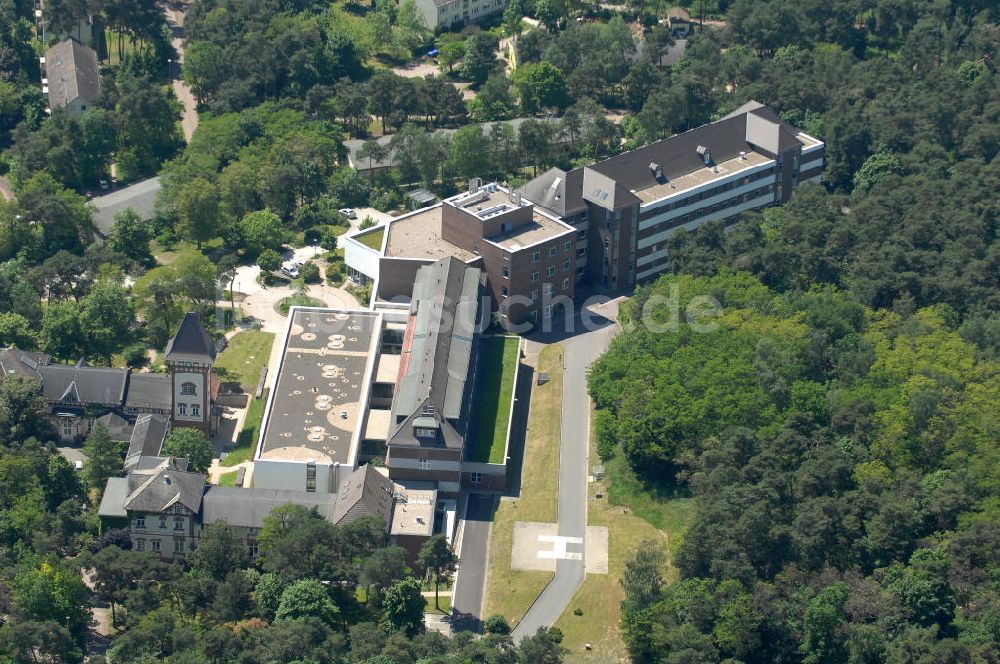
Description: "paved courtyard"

(511, 521), (609, 575)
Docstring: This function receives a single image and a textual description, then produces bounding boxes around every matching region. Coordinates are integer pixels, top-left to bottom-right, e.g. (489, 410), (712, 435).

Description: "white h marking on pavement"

(536, 535), (584, 561)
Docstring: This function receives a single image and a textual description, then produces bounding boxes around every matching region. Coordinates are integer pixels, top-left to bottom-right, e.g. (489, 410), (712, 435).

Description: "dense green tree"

(239, 210), (284, 258)
(513, 61), (569, 114)
(449, 125), (492, 181)
(0, 312), (37, 349)
(275, 579), (340, 625)
(176, 178), (220, 249)
(40, 300), (84, 360)
(106, 208), (153, 263)
(191, 521), (249, 582)
(0, 376), (52, 444)
(79, 279), (134, 362)
(460, 33), (500, 85)
(417, 534), (458, 611)
(83, 424), (124, 492)
(381, 577), (425, 636)
(162, 428), (213, 473)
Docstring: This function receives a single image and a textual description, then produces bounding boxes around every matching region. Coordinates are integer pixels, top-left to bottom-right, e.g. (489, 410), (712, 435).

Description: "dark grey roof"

(124, 458), (205, 514)
(44, 38), (100, 109)
(389, 258), (480, 449)
(98, 477), (129, 519)
(165, 313), (217, 363)
(201, 486), (338, 529)
(91, 177), (160, 236)
(0, 348), (48, 381)
(124, 414), (169, 470)
(517, 168), (587, 217)
(37, 364), (127, 405)
(521, 102), (805, 214)
(124, 373), (172, 411)
(95, 412), (132, 441)
(331, 464), (395, 528)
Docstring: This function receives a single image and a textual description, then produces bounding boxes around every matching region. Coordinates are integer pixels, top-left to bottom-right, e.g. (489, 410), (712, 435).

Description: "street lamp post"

(167, 58), (172, 80)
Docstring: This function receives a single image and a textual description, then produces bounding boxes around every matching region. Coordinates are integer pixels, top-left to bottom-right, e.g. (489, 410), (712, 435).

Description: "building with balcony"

(414, 0), (509, 30)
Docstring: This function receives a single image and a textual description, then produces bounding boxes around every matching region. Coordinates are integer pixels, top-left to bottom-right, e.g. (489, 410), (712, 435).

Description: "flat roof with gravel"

(384, 207), (476, 261)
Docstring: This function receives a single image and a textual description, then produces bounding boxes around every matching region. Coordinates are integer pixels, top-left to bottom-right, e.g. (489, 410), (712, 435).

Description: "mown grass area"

(275, 294), (325, 316)
(216, 471), (240, 487)
(553, 406), (696, 660)
(220, 394), (266, 467)
(214, 331), (275, 392)
(425, 594), (452, 614)
(355, 227), (384, 250)
(150, 237), (224, 266)
(483, 345), (564, 628)
(467, 336), (519, 464)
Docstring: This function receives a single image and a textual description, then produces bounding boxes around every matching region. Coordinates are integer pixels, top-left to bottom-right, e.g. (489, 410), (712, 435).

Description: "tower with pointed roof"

(164, 313), (217, 435)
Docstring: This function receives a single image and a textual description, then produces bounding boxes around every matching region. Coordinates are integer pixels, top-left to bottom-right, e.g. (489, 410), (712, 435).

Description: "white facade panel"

(635, 192), (776, 278)
(344, 236), (381, 281)
(637, 178), (778, 251)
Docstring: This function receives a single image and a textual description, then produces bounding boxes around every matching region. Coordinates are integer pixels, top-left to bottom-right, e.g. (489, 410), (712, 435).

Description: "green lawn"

(216, 471), (240, 487)
(220, 394), (266, 467)
(483, 345), (563, 626)
(275, 294), (326, 316)
(426, 593), (452, 614)
(151, 237), (223, 266)
(467, 336), (519, 464)
(214, 331), (275, 392)
(355, 227), (384, 250)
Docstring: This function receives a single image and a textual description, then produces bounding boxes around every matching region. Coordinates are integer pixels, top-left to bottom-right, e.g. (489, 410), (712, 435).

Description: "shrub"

(122, 344), (148, 368)
(300, 261), (321, 283)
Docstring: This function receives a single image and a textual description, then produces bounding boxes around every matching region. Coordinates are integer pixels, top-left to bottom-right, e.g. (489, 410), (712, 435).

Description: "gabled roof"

(37, 364), (127, 405)
(124, 457), (205, 514)
(0, 348), (48, 381)
(95, 412), (132, 441)
(124, 373), (172, 411)
(331, 464), (395, 528)
(391, 258), (480, 442)
(44, 38), (100, 109)
(165, 313), (217, 363)
(520, 101), (808, 213)
(201, 486), (339, 529)
(124, 414), (170, 470)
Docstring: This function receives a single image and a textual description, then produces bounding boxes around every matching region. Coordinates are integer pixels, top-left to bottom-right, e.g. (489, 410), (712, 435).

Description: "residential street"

(512, 299), (621, 640)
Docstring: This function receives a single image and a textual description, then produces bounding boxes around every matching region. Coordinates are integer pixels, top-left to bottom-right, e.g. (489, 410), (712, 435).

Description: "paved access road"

(452, 494), (496, 632)
(512, 299), (621, 640)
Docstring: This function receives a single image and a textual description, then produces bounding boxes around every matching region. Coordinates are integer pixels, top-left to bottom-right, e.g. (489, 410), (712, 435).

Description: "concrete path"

(511, 299), (621, 641)
(452, 493), (496, 633)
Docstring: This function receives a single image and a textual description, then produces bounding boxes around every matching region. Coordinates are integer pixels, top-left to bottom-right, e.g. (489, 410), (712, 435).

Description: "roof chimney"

(696, 145), (712, 166)
(649, 162), (665, 183)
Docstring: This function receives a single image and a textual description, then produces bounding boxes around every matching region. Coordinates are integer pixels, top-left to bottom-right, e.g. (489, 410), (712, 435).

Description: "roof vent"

(163, 476), (172, 485)
(739, 151), (748, 160)
(696, 145), (712, 166)
(649, 162), (665, 183)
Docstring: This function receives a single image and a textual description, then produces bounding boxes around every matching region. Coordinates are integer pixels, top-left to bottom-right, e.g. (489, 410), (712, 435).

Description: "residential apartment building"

(345, 182), (577, 327)
(414, 0), (508, 30)
(518, 100), (825, 290)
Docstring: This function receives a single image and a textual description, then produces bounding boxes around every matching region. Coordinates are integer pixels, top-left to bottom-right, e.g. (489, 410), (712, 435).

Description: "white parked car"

(339, 208), (357, 220)
(281, 263), (300, 278)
